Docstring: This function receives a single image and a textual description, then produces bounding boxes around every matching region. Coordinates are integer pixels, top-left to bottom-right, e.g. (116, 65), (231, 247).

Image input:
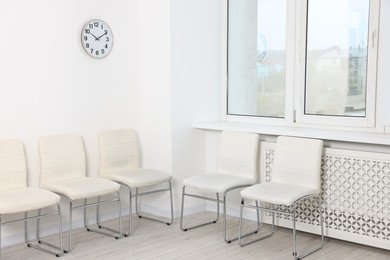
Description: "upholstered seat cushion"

(104, 169), (172, 188)
(42, 177), (120, 200)
(240, 182), (318, 206)
(0, 187), (60, 214)
(183, 173), (256, 193)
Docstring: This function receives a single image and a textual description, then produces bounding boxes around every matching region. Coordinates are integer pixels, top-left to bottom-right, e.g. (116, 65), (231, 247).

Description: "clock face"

(81, 19), (113, 59)
(257, 33), (269, 63)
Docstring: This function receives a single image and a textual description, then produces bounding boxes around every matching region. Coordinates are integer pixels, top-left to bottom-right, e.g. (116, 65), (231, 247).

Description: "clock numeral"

(96, 50), (100, 56)
(84, 36), (88, 41)
(101, 24), (104, 29)
(85, 29), (90, 34)
(94, 22), (99, 27)
(106, 37), (110, 42)
(90, 48), (94, 54)
(86, 43), (89, 48)
(88, 24), (93, 29)
(105, 44), (108, 49)
(101, 49), (105, 55)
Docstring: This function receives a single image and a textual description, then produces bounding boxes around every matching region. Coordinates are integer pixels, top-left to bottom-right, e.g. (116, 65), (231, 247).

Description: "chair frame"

(239, 194), (324, 260)
(0, 204), (63, 258)
(180, 130), (260, 243)
(180, 185), (260, 243)
(115, 181), (174, 237)
(98, 128), (174, 236)
(57, 191), (122, 253)
(38, 133), (123, 253)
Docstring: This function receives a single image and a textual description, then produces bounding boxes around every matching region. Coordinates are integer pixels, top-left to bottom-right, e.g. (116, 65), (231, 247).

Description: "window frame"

(224, 0), (381, 132)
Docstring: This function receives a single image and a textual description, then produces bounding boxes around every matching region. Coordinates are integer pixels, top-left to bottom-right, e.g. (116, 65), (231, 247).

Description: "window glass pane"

(227, 0), (286, 117)
(305, 0), (370, 117)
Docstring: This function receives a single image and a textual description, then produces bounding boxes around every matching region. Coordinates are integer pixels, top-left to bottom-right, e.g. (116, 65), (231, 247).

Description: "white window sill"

(193, 121), (390, 146)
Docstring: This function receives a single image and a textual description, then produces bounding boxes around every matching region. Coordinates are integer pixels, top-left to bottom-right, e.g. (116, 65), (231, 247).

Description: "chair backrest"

(38, 133), (86, 186)
(216, 131), (259, 181)
(0, 139), (27, 191)
(98, 128), (140, 178)
(271, 136), (323, 192)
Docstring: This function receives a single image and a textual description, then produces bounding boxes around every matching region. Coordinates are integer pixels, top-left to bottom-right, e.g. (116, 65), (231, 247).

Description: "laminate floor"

(1, 213), (389, 259)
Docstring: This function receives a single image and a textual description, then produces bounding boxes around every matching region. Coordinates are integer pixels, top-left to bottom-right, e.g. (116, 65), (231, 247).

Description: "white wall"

(0, 0), (224, 246)
(139, 0), (171, 172)
(135, 0), (224, 215)
(376, 0), (390, 126)
(171, 0), (223, 213)
(0, 0), (140, 246)
(0, 0), (140, 182)
(137, 0), (173, 213)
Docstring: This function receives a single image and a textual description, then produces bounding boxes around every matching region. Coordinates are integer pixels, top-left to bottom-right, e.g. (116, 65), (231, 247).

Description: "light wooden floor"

(2, 213), (389, 259)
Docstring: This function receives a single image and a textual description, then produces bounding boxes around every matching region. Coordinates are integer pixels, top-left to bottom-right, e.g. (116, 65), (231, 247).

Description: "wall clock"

(81, 19), (113, 59)
(257, 33), (269, 63)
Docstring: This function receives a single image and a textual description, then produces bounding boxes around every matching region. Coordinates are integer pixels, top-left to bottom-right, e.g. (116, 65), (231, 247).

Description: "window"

(227, 0), (287, 118)
(226, 0), (380, 129)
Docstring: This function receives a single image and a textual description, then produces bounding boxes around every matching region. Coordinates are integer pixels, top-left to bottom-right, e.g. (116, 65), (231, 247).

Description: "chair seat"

(183, 173), (255, 193)
(105, 168), (172, 188)
(0, 187), (60, 215)
(42, 177), (120, 200)
(240, 182), (318, 206)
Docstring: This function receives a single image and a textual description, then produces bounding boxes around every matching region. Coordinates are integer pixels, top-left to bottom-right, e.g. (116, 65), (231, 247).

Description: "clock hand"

(90, 33), (98, 40)
(97, 31), (108, 40)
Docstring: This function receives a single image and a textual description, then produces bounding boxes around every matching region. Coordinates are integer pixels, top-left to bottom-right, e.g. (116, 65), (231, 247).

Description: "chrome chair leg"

(22, 206), (64, 257)
(125, 188), (133, 237)
(36, 209), (41, 242)
(124, 181), (173, 237)
(293, 206), (298, 258)
(135, 187), (140, 217)
(240, 194), (326, 258)
(181, 185), (257, 244)
(24, 211), (28, 244)
(224, 189), (260, 244)
(94, 193), (123, 238)
(30, 205), (63, 256)
(238, 199), (270, 247)
(60, 193), (122, 253)
(293, 196), (325, 259)
(168, 181), (174, 224)
(96, 196), (101, 227)
(67, 199), (73, 253)
(57, 204), (64, 256)
(180, 186), (219, 232)
(135, 181), (174, 225)
(84, 198), (88, 230)
(319, 197), (325, 245)
(83, 194), (122, 240)
(180, 186), (185, 230)
(0, 216), (2, 258)
(117, 193), (123, 238)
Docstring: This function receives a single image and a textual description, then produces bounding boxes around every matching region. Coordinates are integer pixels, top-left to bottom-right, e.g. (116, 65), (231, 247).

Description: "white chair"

(38, 133), (122, 252)
(0, 139), (63, 257)
(98, 128), (173, 236)
(180, 131), (260, 243)
(239, 136), (324, 259)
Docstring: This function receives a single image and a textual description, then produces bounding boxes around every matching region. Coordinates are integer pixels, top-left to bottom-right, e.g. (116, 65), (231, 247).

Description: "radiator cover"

(260, 142), (390, 250)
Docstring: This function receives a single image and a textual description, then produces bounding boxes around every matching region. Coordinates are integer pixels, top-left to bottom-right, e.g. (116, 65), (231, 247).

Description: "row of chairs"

(180, 131), (325, 260)
(0, 129), (324, 259)
(0, 129), (173, 258)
